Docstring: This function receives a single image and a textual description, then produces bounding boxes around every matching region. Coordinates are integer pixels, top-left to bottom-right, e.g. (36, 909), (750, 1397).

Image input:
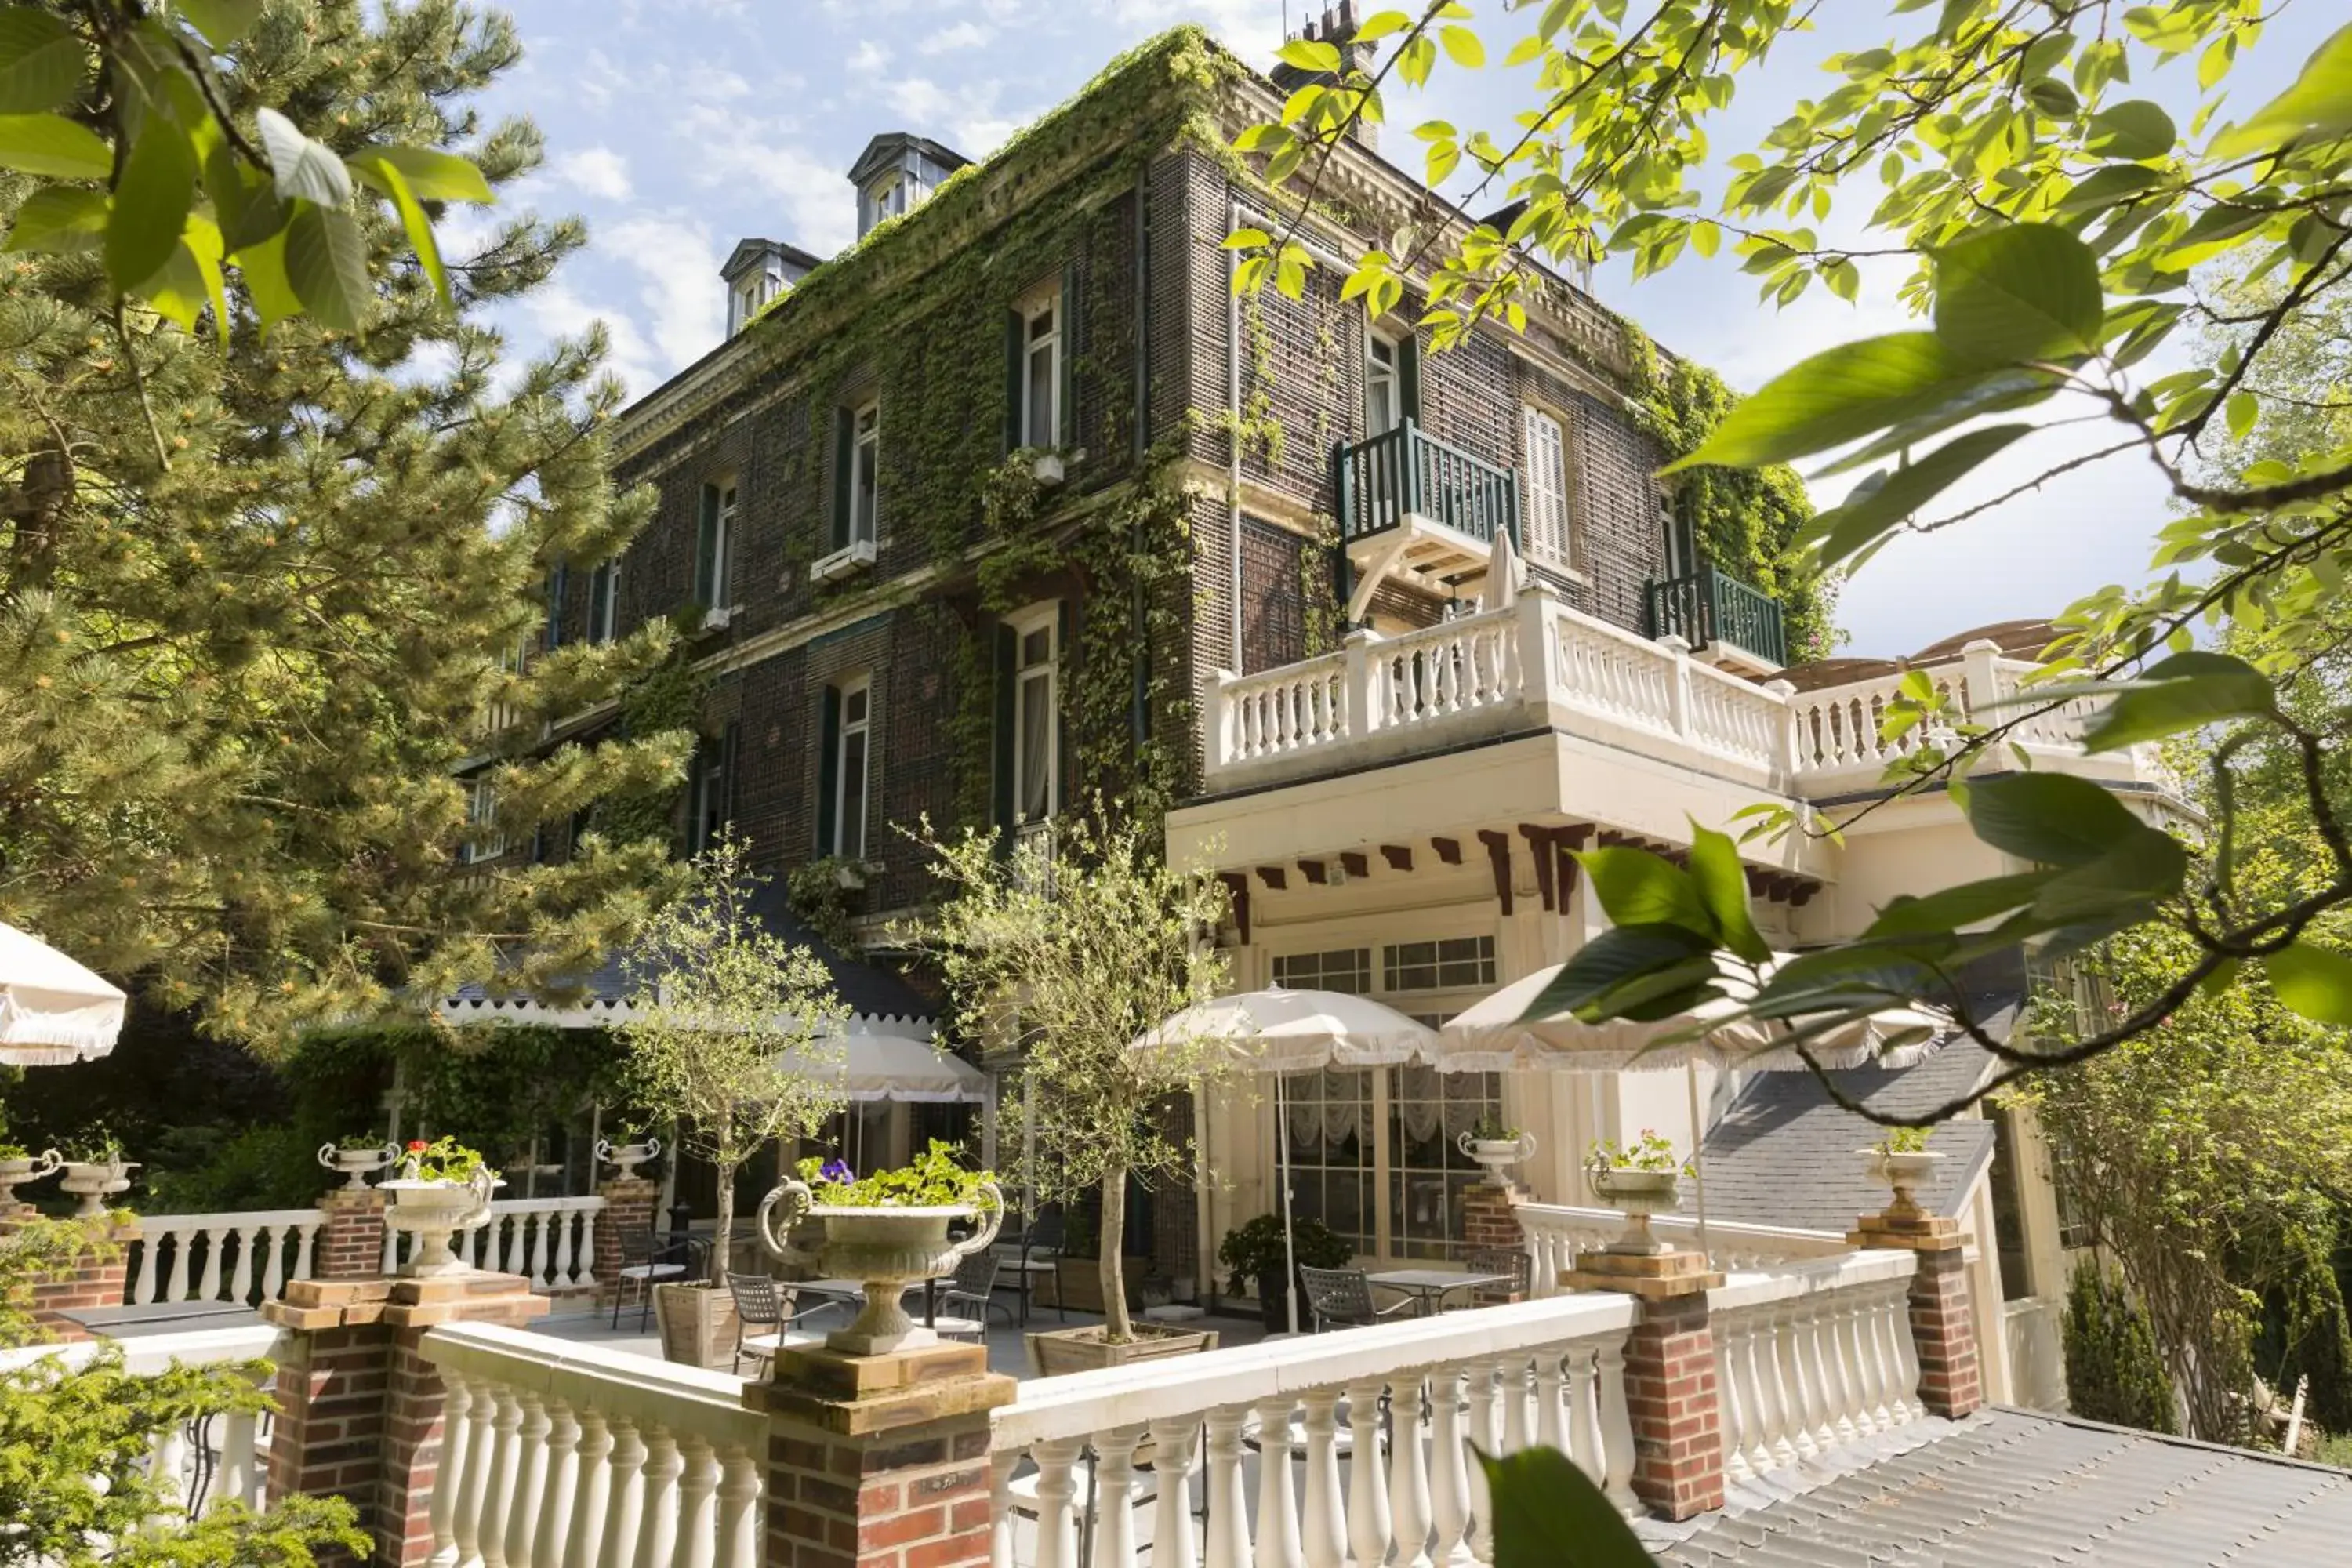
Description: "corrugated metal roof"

(1644, 1407), (2352, 1566)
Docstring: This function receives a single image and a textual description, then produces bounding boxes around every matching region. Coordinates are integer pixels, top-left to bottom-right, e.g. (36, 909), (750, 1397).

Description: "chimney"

(1269, 2), (1380, 151)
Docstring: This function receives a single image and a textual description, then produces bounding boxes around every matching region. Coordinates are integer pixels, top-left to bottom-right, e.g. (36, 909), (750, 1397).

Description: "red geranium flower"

(408, 1139), (428, 1152)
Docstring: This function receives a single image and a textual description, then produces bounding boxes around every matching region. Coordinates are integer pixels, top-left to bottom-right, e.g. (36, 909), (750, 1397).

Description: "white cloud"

(1111, 0), (1286, 59)
(848, 39), (890, 74)
(883, 74), (1032, 157)
(604, 214), (729, 372)
(920, 20), (993, 55)
(522, 279), (662, 399)
(549, 145), (633, 201)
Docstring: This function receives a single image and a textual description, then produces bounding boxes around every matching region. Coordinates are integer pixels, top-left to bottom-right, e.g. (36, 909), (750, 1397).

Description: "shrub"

(2064, 1262), (2178, 1434)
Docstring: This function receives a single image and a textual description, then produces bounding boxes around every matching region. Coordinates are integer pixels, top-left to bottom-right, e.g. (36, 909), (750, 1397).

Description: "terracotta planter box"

(1025, 1323), (1219, 1377)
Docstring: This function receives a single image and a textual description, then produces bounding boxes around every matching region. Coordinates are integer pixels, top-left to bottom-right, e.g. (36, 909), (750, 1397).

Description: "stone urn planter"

(381, 1168), (501, 1276)
(1459, 1128), (1538, 1186)
(594, 1135), (662, 1179)
(1588, 1166), (1682, 1255)
(317, 1141), (399, 1190)
(0, 1149), (61, 1207)
(1863, 1146), (1947, 1220)
(755, 1176), (1005, 1356)
(58, 1157), (136, 1217)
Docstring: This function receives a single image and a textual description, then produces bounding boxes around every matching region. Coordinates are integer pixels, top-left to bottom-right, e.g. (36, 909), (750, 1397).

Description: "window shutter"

(545, 562), (568, 649)
(720, 720), (740, 826)
(1521, 406), (1570, 567)
(1004, 309), (1025, 453)
(832, 408), (855, 550)
(816, 685), (842, 855)
(693, 485), (718, 606)
(1399, 334), (1422, 421)
(991, 624), (1017, 855)
(1054, 599), (1074, 819)
(1058, 262), (1079, 449)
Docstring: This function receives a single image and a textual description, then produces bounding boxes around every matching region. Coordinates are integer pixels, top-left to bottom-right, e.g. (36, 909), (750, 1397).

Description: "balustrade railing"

(1516, 1203), (1852, 1294)
(1334, 419), (1520, 546)
(1708, 1253), (1922, 1484)
(421, 1320), (765, 1568)
(127, 1210), (324, 1307)
(988, 1290), (1640, 1568)
(380, 1194), (602, 1294)
(1642, 564), (1788, 667)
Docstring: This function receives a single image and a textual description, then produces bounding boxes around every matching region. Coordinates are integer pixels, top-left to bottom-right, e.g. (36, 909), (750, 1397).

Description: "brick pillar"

(595, 1174), (657, 1307)
(1849, 1209), (1982, 1421)
(263, 1271), (549, 1564)
(1, 1211), (136, 1341)
(757, 1340), (1017, 1568)
(317, 1185), (388, 1279)
(1564, 1247), (1726, 1521)
(1459, 1181), (1528, 1301)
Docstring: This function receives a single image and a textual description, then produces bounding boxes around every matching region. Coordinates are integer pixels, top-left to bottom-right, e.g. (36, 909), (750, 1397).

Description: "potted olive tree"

(618, 833), (850, 1369)
(911, 815), (1233, 1374)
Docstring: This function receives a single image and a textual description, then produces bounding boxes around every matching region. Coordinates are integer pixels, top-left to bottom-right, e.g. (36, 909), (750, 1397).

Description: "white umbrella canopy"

(773, 1031), (989, 1103)
(1436, 951), (1951, 1075)
(1128, 987), (1438, 1070)
(1484, 524), (1522, 610)
(0, 921), (126, 1067)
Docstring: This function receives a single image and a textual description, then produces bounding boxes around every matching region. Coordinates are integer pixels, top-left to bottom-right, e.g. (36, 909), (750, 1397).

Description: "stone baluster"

(1298, 1392), (1346, 1568)
(1030, 1437), (1083, 1568)
(1815, 1298), (1858, 1445)
(1498, 1357), (1531, 1454)
(989, 1450), (1019, 1568)
(1715, 1321), (1751, 1484)
(529, 1210), (556, 1290)
(676, 1435), (719, 1568)
(551, 1208), (579, 1291)
(716, 1443), (760, 1568)
(1757, 1311), (1798, 1467)
(1773, 1306), (1819, 1461)
(1742, 1313), (1785, 1474)
(194, 1225), (226, 1302)
(538, 1396), (583, 1568)
(1463, 1363), (1500, 1563)
(1388, 1377), (1432, 1568)
(148, 1417), (189, 1519)
(1094, 1425), (1145, 1568)
(228, 1224), (262, 1301)
(1427, 1367), (1471, 1567)
(635, 1424), (683, 1568)
(1202, 1408), (1251, 1568)
(481, 1385), (526, 1568)
(160, 1225), (193, 1303)
(574, 1206), (598, 1292)
(1566, 1345), (1605, 1485)
(1595, 1340), (1639, 1515)
(1836, 1298), (1878, 1437)
(260, 1223), (289, 1299)
(1532, 1353), (1566, 1452)
(503, 1391), (550, 1568)
(426, 1376), (474, 1568)
(217, 1406), (260, 1509)
(1254, 1398), (1301, 1568)
(452, 1375), (498, 1568)
(564, 1407), (612, 1568)
(1887, 1287), (1923, 1424)
(1344, 1381), (1390, 1568)
(1793, 1302), (1835, 1455)
(600, 1420), (646, 1568)
(1148, 1418), (1203, 1568)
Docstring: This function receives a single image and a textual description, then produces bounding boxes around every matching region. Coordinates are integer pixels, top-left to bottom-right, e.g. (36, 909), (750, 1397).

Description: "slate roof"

(1645, 1407), (2352, 1567)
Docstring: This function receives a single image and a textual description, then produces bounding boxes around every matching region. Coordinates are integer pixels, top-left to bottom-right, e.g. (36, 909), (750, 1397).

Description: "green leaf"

(1574, 848), (1712, 936)
(1439, 25), (1485, 67)
(205, 136), (285, 250)
(368, 154), (447, 308)
(176, 0), (263, 48)
(350, 143), (493, 204)
(1965, 772), (2146, 866)
(1866, 869), (2056, 938)
(2265, 940), (2352, 1025)
(1932, 223), (2103, 365)
(1798, 423), (2034, 565)
(256, 107), (352, 206)
(2077, 651), (2278, 752)
(1662, 332), (2025, 471)
(229, 222), (300, 330)
(1686, 822), (1769, 963)
(0, 111), (109, 178)
(1523, 924), (1719, 1025)
(1276, 38), (1342, 74)
(106, 114), (198, 294)
(1221, 227), (1268, 250)
(2210, 21), (2352, 158)
(1482, 1445), (1668, 1567)
(2, 183), (105, 252)
(2085, 98), (2176, 159)
(283, 200), (369, 332)
(0, 5), (86, 114)
(2031, 831), (2187, 920)
(2225, 390), (2259, 438)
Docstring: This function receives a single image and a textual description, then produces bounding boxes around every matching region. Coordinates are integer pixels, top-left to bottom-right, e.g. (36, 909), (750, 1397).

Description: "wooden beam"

(1555, 838), (1581, 907)
(1340, 851), (1370, 880)
(1216, 873), (1251, 946)
(1744, 866), (1771, 895)
(1519, 824), (1557, 912)
(1790, 880), (1818, 908)
(1256, 865), (1287, 892)
(1380, 844), (1414, 873)
(1297, 858), (1328, 885)
(1476, 829), (1513, 916)
(1559, 823), (1595, 850)
(1432, 836), (1463, 866)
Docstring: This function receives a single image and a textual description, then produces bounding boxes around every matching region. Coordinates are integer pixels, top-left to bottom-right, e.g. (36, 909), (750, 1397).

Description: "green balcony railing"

(1333, 418), (1521, 547)
(1643, 563), (1788, 668)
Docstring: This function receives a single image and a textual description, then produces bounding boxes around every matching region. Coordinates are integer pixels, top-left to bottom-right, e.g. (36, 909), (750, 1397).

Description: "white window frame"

(850, 401), (880, 548)
(460, 778), (503, 865)
(1366, 330), (1401, 437)
(689, 741), (728, 855)
(588, 561), (619, 644)
(834, 677), (872, 861)
(1521, 403), (1573, 569)
(1021, 287), (1061, 451)
(706, 477), (739, 608)
(1010, 601), (1058, 826)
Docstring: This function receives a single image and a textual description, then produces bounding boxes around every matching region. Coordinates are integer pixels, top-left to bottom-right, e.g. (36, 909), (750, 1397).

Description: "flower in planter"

(1584, 1127), (1693, 1177)
(818, 1158), (855, 1185)
(395, 1136), (498, 1186)
(793, 1140), (997, 1210)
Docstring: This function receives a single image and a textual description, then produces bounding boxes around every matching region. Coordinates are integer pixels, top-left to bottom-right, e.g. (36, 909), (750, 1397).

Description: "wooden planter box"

(653, 1282), (740, 1370)
(1025, 1323), (1219, 1377)
(1044, 1254), (1151, 1314)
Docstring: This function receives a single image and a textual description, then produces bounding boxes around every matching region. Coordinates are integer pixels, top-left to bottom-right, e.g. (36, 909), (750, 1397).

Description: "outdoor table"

(1362, 1268), (1512, 1318)
(791, 1276), (947, 1325)
(53, 1300), (266, 1338)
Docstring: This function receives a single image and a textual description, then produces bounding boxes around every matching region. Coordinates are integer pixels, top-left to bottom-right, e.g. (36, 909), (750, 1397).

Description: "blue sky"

(463, 2), (2339, 658)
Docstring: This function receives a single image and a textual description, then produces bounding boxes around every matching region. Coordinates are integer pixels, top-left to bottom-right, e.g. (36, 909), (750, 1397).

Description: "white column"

(481, 1385), (526, 1568)
(1093, 1425), (1146, 1568)
(530, 1208), (557, 1290)
(217, 1407), (260, 1511)
(1344, 1381), (1389, 1568)
(503, 1391), (551, 1568)
(1498, 1358), (1531, 1454)
(677, 1435), (719, 1568)
(196, 1225), (227, 1301)
(1387, 1377), (1432, 1568)
(1298, 1392), (1346, 1568)
(1253, 1399), (1302, 1568)
(260, 1222), (290, 1299)
(1762, 1309), (1803, 1465)
(1566, 1345), (1605, 1485)
(1464, 1363), (1500, 1563)
(552, 1207), (580, 1292)
(538, 1396), (583, 1568)
(575, 1205), (600, 1292)
(453, 1375), (499, 1568)
(636, 1425), (684, 1568)
(1428, 1367), (1472, 1567)
(429, 1376), (474, 1568)
(1817, 1297), (1858, 1444)
(1595, 1341), (1639, 1515)
(1031, 1436), (1083, 1568)
(566, 1407), (614, 1568)
(1533, 1353), (1566, 1454)
(717, 1443), (760, 1568)
(1203, 1407), (1252, 1568)
(1795, 1301), (1837, 1454)
(601, 1421), (648, 1568)
(1717, 1320), (1752, 1484)
(990, 1448), (1022, 1568)
(1149, 1419), (1203, 1568)
(228, 1225), (261, 1302)
(1887, 1286), (1922, 1425)
(162, 1225), (193, 1303)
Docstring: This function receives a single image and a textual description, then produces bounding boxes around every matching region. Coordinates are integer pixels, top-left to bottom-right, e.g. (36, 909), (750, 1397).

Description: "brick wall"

(1623, 1293), (1725, 1520)
(1907, 1244), (1984, 1419)
(318, 1185), (387, 1279)
(2, 1213), (134, 1340)
(268, 1323), (393, 1539)
(766, 1419), (995, 1568)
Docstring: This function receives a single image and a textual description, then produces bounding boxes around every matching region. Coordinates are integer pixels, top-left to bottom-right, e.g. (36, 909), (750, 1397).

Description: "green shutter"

(1055, 598), (1074, 819)
(693, 485), (717, 607)
(1399, 333), (1422, 422)
(991, 624), (1016, 855)
(1058, 262), (1078, 450)
(1004, 309), (1025, 453)
(832, 408), (855, 550)
(816, 684), (842, 855)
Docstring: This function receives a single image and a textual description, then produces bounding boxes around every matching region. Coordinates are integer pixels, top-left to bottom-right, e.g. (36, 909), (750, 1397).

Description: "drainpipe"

(1227, 199), (1246, 674)
(1133, 176), (1151, 751)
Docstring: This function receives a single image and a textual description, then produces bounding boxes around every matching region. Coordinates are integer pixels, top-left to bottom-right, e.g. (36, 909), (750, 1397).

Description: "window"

(1387, 1065), (1502, 1260)
(1022, 294), (1060, 449)
(851, 402), (880, 547)
(586, 561), (619, 644)
(834, 680), (871, 860)
(1661, 490), (1697, 580)
(1012, 608), (1057, 824)
(1366, 332), (1401, 437)
(869, 170), (922, 223)
(543, 562), (569, 650)
(460, 778), (503, 865)
(695, 479), (737, 608)
(1381, 936), (1496, 993)
(1273, 947), (1372, 995)
(688, 728), (735, 855)
(729, 267), (783, 335)
(1522, 405), (1572, 568)
(1283, 1068), (1374, 1257)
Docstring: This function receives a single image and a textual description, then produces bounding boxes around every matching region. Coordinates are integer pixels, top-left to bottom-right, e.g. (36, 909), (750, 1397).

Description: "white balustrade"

(470, 1196), (604, 1295)
(127, 1209), (325, 1307)
(989, 1290), (1640, 1568)
(1707, 1251), (1921, 1483)
(2002, 1294), (2068, 1410)
(1515, 1203), (1851, 1294)
(421, 1321), (764, 1568)
(1225, 653), (1350, 767)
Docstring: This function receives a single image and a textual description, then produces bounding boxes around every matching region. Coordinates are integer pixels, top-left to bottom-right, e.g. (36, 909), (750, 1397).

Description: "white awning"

(1130, 988), (1438, 1073)
(778, 1031), (989, 1104)
(0, 921), (126, 1066)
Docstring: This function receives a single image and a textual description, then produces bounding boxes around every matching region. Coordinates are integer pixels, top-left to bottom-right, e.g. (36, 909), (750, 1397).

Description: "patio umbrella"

(1132, 989), (1437, 1333)
(1484, 522), (1521, 610)
(0, 921), (126, 1066)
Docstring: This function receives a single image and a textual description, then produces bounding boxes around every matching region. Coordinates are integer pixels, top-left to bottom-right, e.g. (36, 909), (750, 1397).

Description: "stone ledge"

(1564, 1248), (1724, 1299)
(1846, 1213), (1968, 1254)
(264, 1271), (546, 1330)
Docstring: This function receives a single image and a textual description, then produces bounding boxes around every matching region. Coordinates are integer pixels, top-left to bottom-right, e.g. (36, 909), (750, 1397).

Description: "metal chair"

(939, 1250), (1012, 1329)
(1463, 1247), (1534, 1301)
(612, 1227), (697, 1330)
(727, 1274), (798, 1374)
(1000, 1207), (1065, 1324)
(1298, 1265), (1418, 1333)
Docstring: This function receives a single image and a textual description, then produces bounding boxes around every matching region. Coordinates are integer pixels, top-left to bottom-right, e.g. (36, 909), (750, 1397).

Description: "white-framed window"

(1381, 936), (1497, 993)
(1272, 947), (1372, 995)
(834, 678), (871, 860)
(869, 170), (923, 223)
(1366, 331), (1401, 437)
(1522, 405), (1573, 568)
(689, 735), (731, 855)
(1022, 290), (1061, 449)
(1011, 603), (1058, 825)
(851, 401), (880, 548)
(698, 477), (738, 608)
(587, 561), (619, 644)
(460, 778), (503, 865)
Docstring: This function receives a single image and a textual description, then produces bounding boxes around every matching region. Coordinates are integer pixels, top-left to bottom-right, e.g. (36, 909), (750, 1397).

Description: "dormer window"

(849, 132), (971, 239)
(868, 170), (923, 223)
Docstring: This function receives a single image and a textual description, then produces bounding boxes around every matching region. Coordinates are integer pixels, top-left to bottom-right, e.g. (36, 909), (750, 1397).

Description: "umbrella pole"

(1279, 1073), (1300, 1335)
(1686, 1062), (1713, 1269)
